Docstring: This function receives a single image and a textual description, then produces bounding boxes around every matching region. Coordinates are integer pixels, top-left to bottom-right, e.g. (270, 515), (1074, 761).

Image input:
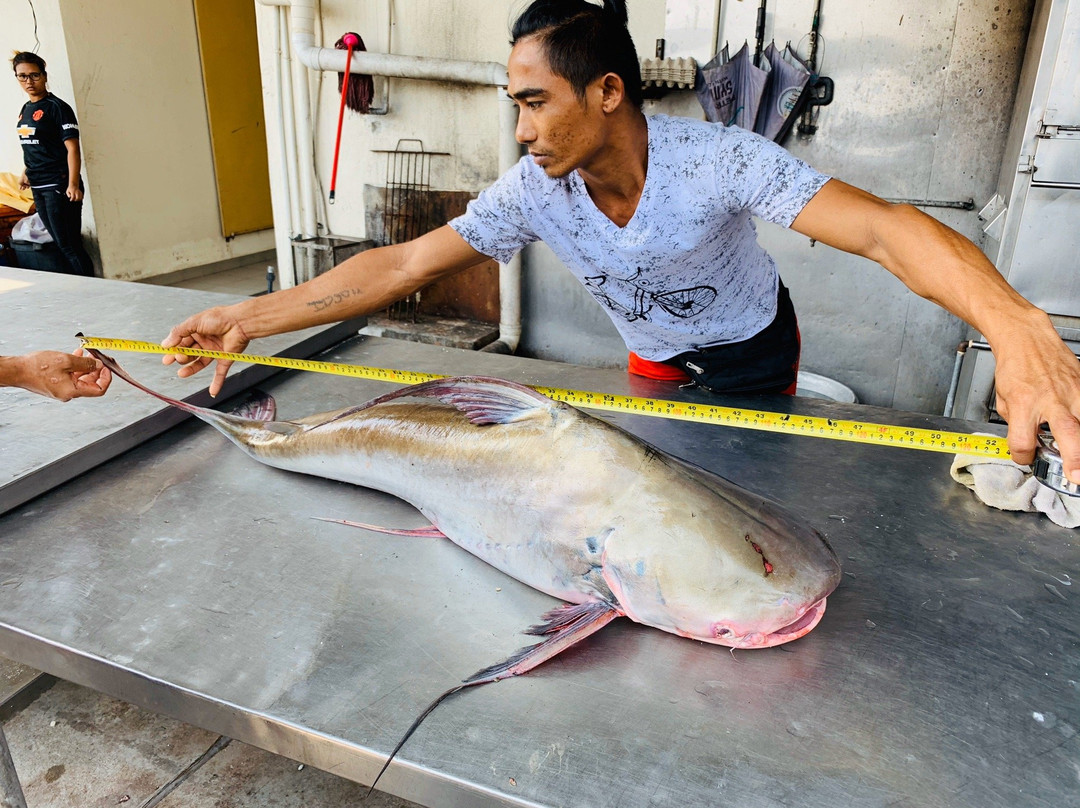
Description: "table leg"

(0, 724), (27, 808)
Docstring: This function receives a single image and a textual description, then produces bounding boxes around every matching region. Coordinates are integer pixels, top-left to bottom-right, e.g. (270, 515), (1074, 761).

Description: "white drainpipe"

(272, 4), (299, 287)
(490, 93), (523, 354)
(289, 11), (318, 283)
(256, 0), (521, 351)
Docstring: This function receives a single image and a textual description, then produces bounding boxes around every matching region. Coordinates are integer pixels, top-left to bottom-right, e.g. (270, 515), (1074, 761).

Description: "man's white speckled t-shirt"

(449, 114), (830, 361)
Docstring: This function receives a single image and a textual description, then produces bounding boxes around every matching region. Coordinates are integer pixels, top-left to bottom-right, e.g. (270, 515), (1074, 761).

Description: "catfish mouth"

(717, 597), (829, 649)
(767, 597), (827, 642)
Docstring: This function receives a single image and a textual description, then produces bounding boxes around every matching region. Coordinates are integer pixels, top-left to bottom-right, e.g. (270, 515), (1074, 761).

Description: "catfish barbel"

(91, 351), (841, 784)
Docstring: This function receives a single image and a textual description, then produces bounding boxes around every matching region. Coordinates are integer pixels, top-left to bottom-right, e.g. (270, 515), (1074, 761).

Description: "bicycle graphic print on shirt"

(584, 268), (718, 323)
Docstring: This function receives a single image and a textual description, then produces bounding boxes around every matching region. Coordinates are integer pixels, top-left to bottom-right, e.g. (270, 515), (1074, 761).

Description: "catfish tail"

(84, 349), (288, 440)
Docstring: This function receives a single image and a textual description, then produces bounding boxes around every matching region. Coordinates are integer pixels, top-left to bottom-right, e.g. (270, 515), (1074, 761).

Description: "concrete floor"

(1, 260), (423, 807)
(165, 260), (275, 297)
(1, 671), (418, 807)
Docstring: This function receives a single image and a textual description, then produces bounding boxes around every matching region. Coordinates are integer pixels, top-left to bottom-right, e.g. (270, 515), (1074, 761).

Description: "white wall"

(252, 0), (664, 244)
(713, 0), (1035, 412)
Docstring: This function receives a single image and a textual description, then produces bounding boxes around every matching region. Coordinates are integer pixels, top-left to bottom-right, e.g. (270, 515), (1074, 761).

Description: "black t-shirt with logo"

(16, 93), (80, 188)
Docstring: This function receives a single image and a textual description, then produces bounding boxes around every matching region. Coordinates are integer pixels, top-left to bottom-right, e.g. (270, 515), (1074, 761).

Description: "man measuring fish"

(163, 0), (1080, 485)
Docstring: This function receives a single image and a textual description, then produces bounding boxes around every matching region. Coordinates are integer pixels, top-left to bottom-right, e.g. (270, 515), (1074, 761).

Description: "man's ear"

(599, 72), (625, 113)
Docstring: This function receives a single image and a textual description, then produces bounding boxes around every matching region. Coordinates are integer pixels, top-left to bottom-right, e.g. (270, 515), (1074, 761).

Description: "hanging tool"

(753, 0), (767, 68)
(797, 0), (830, 137)
(328, 32), (360, 205)
(328, 32), (374, 204)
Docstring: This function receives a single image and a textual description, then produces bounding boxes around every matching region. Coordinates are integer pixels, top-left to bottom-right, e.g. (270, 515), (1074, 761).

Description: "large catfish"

(92, 352), (841, 780)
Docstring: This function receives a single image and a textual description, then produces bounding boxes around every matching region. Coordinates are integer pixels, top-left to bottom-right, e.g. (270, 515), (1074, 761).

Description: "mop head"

(335, 32), (374, 114)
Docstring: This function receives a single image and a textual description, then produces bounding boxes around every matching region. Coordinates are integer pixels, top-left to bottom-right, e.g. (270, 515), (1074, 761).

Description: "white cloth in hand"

(950, 442), (1080, 529)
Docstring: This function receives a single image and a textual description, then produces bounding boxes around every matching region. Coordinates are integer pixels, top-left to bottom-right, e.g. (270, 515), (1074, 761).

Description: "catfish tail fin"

(85, 349), (300, 439)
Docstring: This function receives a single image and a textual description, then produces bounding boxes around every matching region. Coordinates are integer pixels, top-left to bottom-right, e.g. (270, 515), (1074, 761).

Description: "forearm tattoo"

(306, 288), (365, 313)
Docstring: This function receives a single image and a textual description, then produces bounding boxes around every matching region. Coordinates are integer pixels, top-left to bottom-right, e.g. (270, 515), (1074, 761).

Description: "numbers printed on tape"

(79, 336), (443, 386)
(79, 336), (1011, 460)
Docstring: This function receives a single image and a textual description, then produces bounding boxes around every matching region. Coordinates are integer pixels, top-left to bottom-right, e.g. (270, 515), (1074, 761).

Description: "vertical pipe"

(0, 725), (28, 808)
(289, 5), (318, 283)
(279, 6), (303, 286)
(271, 6), (297, 289)
(486, 90), (522, 353)
(943, 341), (971, 417)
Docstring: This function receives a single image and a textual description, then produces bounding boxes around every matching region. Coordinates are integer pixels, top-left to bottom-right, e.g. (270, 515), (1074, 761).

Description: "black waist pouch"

(668, 282), (800, 395)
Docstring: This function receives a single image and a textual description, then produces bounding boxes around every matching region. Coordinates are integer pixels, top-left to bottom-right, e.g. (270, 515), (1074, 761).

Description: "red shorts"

(629, 350), (799, 395)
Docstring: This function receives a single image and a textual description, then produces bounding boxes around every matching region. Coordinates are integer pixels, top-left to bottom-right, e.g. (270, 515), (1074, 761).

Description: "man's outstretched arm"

(792, 178), (1080, 482)
(162, 225), (491, 396)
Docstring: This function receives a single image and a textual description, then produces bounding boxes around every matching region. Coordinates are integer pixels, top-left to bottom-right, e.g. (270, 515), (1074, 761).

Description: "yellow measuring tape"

(79, 336), (1010, 459)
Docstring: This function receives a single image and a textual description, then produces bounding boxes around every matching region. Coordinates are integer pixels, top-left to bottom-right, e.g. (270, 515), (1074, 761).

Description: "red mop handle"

(329, 33), (360, 204)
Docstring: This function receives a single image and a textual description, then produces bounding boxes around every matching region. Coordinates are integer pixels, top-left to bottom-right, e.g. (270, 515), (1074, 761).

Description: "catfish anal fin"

(367, 601), (619, 796)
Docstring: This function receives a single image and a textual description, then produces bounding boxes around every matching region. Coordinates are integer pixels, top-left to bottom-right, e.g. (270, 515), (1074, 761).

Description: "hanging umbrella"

(695, 41), (769, 130)
(694, 43), (727, 123)
(754, 41), (811, 142)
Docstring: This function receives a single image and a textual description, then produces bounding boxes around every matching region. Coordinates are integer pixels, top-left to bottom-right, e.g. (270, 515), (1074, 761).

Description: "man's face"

(507, 37), (607, 178)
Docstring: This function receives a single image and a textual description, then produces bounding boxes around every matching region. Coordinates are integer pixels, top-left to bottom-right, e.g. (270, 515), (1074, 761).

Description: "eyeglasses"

(15, 73), (43, 82)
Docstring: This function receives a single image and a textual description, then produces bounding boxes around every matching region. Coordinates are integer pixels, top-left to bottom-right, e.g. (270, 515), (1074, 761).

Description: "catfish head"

(600, 460), (842, 649)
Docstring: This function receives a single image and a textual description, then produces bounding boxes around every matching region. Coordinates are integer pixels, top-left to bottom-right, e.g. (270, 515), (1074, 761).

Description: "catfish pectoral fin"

(465, 600), (620, 683)
(368, 601), (620, 795)
(523, 600), (622, 637)
(311, 517), (447, 538)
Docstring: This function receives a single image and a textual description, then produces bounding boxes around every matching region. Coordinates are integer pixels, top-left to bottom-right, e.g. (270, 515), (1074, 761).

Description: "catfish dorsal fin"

(228, 390), (277, 422)
(228, 392), (305, 436)
(328, 375), (561, 427)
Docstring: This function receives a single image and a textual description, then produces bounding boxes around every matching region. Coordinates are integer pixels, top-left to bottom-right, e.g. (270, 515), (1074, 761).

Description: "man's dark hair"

(511, 0), (643, 108)
(11, 52), (46, 74)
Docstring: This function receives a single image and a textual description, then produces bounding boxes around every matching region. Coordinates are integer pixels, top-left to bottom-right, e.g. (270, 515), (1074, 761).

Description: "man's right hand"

(162, 305), (251, 397)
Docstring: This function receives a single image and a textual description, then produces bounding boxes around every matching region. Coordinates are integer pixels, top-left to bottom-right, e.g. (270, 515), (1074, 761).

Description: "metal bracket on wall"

(978, 194), (1007, 240)
(882, 198), (975, 211)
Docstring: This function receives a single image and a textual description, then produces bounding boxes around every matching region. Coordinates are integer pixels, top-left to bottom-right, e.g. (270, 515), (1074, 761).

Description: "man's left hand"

(992, 320), (1080, 484)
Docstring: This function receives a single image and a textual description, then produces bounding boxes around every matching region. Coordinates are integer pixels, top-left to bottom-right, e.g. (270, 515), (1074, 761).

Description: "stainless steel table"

(0, 267), (361, 514)
(0, 334), (1076, 807)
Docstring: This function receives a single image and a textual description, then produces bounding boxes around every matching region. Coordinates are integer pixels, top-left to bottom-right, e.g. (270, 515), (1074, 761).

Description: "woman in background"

(12, 51), (94, 276)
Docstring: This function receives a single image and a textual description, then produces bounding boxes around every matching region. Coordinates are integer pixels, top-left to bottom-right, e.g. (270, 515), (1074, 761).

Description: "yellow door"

(193, 0), (274, 237)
